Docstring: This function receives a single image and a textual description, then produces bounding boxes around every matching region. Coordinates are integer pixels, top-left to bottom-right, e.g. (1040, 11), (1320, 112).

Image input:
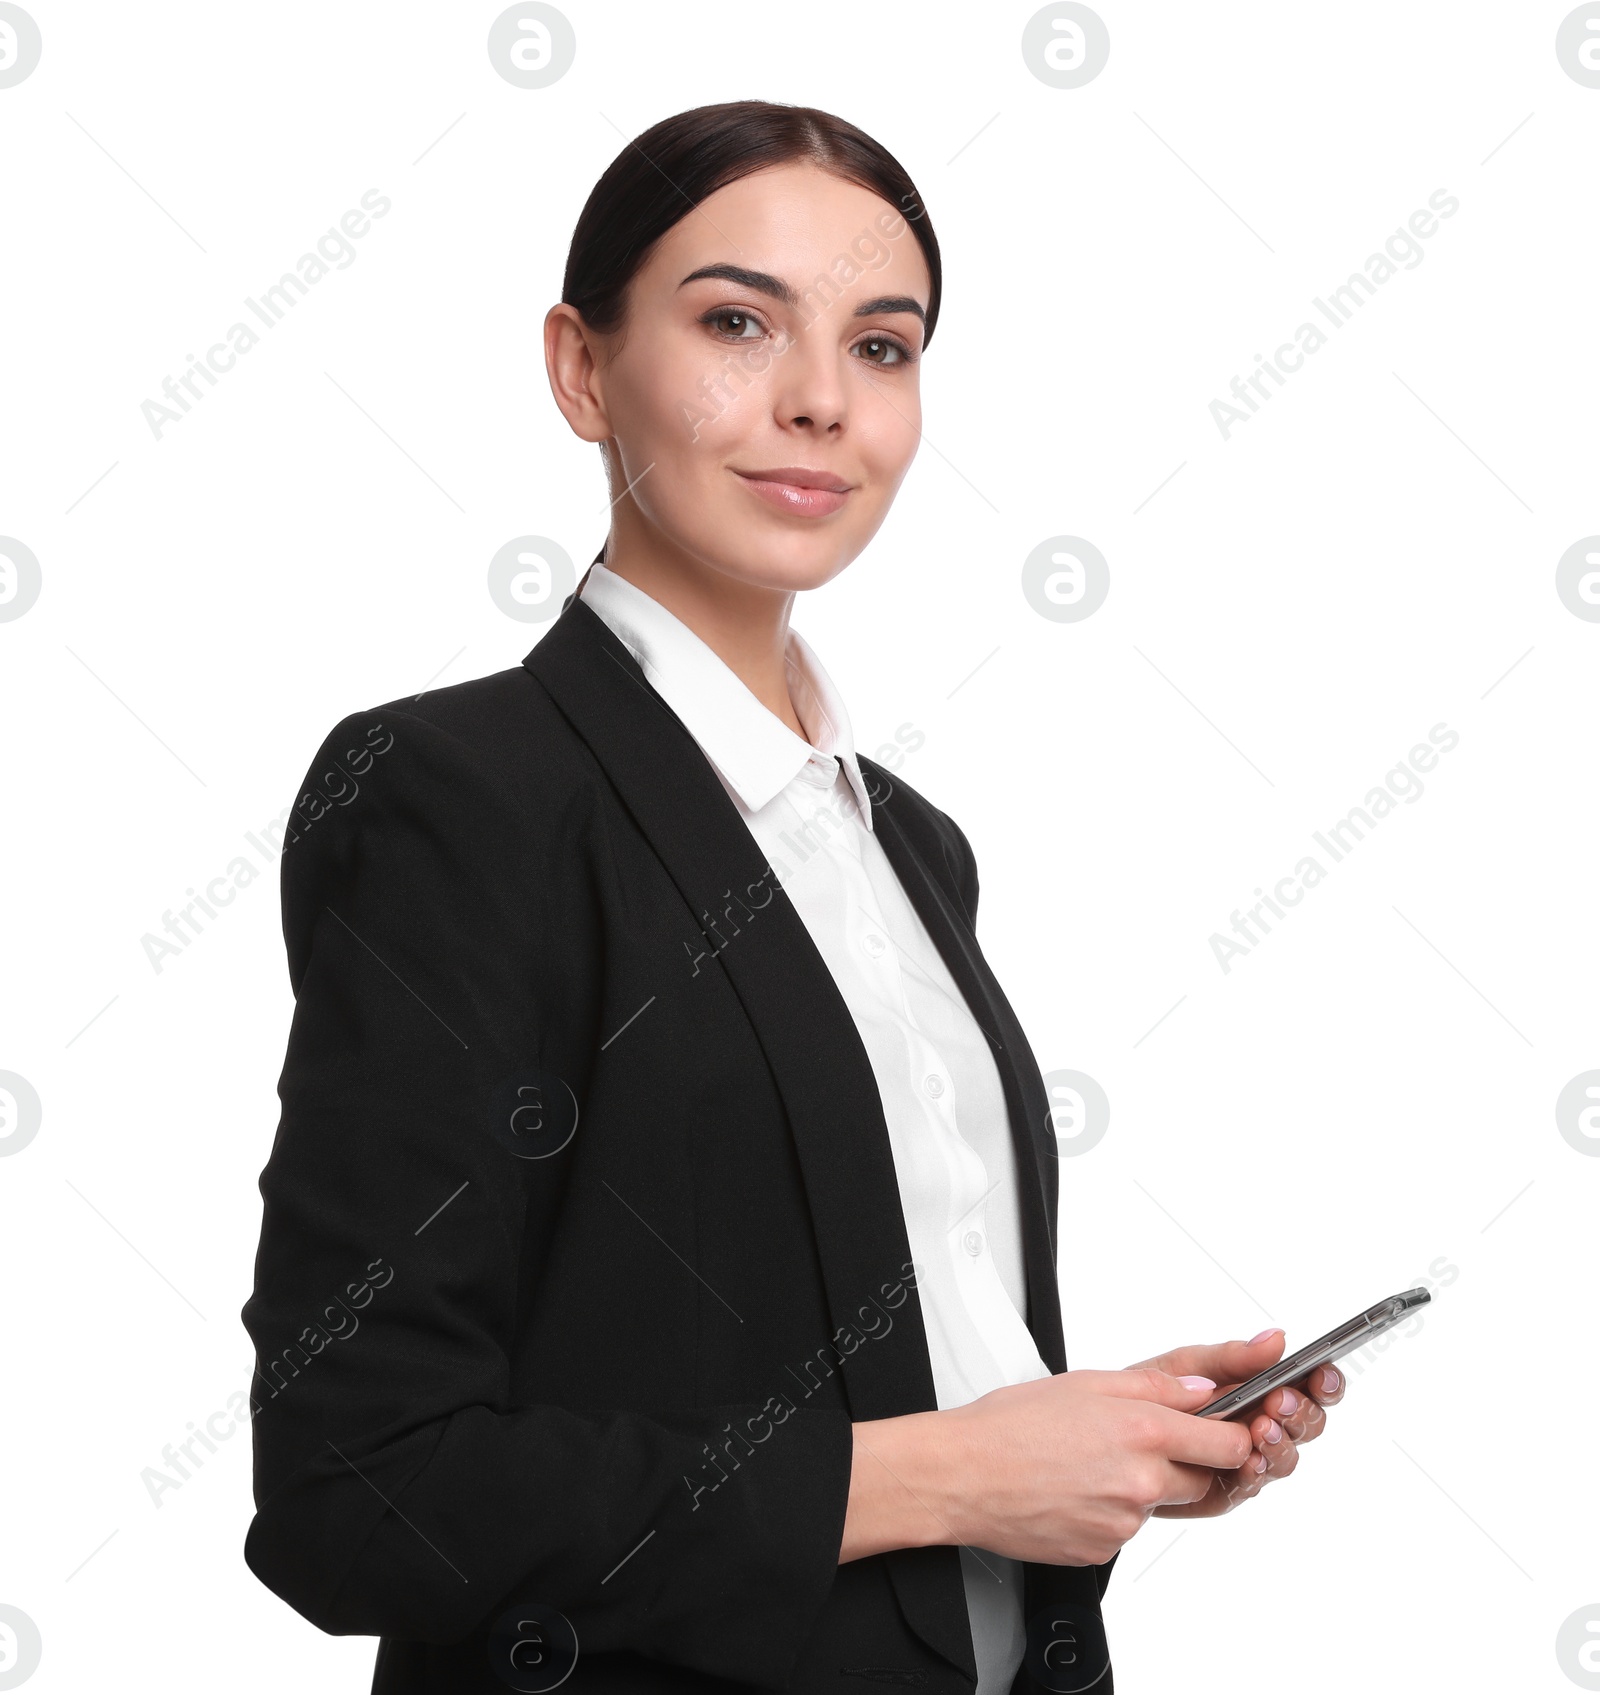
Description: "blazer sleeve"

(241, 709), (852, 1689)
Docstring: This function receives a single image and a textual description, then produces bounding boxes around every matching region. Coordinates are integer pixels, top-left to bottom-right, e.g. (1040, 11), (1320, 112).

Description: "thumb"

(1213, 1329), (1288, 1384)
(1170, 1331), (1288, 1387)
(1124, 1329), (1287, 1382)
(1112, 1366), (1225, 1410)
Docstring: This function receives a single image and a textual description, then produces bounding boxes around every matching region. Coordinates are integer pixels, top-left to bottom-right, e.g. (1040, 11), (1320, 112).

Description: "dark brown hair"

(562, 100), (942, 351)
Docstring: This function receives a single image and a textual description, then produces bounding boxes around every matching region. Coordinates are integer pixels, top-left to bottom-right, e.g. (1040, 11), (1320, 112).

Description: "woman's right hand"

(843, 1369), (1254, 1566)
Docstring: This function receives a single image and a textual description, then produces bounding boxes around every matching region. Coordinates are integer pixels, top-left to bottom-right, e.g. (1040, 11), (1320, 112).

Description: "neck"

(596, 524), (805, 738)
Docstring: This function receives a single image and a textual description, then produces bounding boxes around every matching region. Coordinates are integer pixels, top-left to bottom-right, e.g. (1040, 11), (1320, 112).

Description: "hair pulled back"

(562, 100), (941, 350)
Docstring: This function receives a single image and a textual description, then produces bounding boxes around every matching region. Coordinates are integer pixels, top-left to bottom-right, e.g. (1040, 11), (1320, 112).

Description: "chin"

(706, 542), (857, 596)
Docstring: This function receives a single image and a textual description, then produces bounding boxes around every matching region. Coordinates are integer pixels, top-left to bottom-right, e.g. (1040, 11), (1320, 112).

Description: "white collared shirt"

(579, 564), (1050, 1692)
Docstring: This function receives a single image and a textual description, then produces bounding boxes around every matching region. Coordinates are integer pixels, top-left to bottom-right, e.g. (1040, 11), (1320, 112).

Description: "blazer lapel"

(524, 601), (978, 1681)
(862, 768), (1068, 1376)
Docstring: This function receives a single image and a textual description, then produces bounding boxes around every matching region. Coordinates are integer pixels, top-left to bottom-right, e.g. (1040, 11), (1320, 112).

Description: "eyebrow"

(678, 262), (926, 326)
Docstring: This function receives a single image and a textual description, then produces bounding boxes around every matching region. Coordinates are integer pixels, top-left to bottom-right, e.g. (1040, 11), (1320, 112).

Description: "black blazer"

(242, 594), (1116, 1694)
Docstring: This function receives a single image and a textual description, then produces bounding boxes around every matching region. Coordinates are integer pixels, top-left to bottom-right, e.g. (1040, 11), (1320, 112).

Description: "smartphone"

(1195, 1287), (1432, 1419)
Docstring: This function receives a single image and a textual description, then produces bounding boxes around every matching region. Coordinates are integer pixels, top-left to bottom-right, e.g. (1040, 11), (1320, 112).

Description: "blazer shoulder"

(278, 662), (599, 962)
(857, 755), (981, 927)
(373, 659), (567, 765)
(294, 658), (594, 811)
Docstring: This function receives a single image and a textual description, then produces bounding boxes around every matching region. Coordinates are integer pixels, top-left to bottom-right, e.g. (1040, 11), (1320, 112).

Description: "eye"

(854, 333), (915, 368)
(700, 307), (766, 341)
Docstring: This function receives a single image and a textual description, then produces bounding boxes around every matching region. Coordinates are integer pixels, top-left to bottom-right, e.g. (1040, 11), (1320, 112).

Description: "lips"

(732, 466), (853, 517)
(735, 466), (851, 492)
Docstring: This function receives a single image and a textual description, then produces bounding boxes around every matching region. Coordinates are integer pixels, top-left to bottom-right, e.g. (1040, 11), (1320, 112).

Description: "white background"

(2, 2), (1596, 1690)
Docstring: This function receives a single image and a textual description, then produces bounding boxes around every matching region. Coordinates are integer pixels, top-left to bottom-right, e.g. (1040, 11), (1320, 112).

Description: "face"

(547, 162), (931, 596)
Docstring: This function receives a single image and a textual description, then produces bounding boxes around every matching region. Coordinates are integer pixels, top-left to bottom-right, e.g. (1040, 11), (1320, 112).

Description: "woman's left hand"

(1121, 1333), (1346, 1518)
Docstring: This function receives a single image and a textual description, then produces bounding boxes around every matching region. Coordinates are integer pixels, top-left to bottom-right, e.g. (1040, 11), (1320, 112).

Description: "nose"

(769, 324), (849, 435)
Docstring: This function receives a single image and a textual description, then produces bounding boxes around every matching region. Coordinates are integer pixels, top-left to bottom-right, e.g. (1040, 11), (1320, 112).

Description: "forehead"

(640, 162), (930, 302)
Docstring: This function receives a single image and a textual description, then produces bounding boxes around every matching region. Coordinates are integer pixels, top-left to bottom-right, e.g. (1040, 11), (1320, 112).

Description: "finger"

(1306, 1363), (1346, 1405)
(1096, 1369), (1258, 1469)
(1261, 1423), (1301, 1478)
(1154, 1458), (1219, 1510)
(1157, 1403), (1257, 1472)
(1096, 1367), (1230, 1412)
(1172, 1448), (1271, 1517)
(1250, 1418), (1299, 1482)
(1126, 1331), (1285, 1382)
(1229, 1447), (1273, 1501)
(1156, 1457), (1264, 1518)
(1266, 1383), (1327, 1444)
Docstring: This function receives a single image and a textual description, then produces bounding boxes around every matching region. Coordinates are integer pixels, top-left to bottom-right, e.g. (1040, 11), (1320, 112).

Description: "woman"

(242, 101), (1343, 1694)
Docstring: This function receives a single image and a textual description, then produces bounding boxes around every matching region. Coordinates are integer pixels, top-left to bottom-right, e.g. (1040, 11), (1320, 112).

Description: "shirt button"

(963, 1230), (984, 1256)
(923, 1073), (945, 1098)
(862, 933), (887, 958)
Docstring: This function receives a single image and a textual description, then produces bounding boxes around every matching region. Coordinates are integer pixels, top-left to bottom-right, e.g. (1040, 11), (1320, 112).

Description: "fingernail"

(1263, 1419), (1283, 1444)
(1178, 1376), (1216, 1391)
(1320, 1367), (1340, 1394)
(1249, 1328), (1283, 1345)
(1252, 1452), (1268, 1473)
(1278, 1388), (1300, 1416)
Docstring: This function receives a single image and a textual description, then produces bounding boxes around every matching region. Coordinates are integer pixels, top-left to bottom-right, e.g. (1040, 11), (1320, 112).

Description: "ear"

(544, 302), (612, 444)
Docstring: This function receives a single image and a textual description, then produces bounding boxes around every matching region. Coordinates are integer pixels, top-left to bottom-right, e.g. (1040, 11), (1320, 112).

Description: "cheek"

(616, 336), (765, 466)
(602, 385), (707, 533)
(857, 383), (922, 486)
(616, 350), (703, 454)
(606, 357), (742, 540)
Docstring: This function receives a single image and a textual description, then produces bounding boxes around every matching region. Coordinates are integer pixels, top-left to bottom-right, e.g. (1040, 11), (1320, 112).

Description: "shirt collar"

(578, 562), (874, 827)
